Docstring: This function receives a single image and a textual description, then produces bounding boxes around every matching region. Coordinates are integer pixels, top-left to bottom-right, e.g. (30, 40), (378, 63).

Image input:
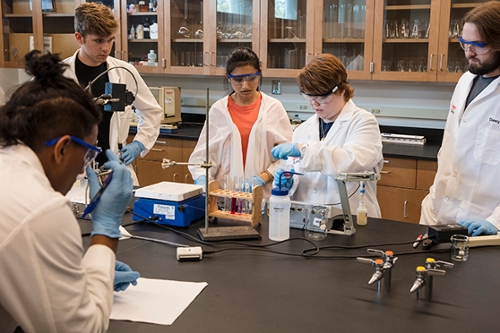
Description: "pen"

(412, 234), (423, 248)
(82, 171), (113, 218)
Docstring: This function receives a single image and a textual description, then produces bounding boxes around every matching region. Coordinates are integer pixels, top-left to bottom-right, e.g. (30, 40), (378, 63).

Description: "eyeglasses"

(227, 71), (261, 85)
(458, 36), (491, 55)
(45, 136), (101, 167)
(302, 86), (339, 104)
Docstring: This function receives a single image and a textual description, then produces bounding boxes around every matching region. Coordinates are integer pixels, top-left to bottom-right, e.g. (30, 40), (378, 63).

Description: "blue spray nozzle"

(272, 170), (303, 196)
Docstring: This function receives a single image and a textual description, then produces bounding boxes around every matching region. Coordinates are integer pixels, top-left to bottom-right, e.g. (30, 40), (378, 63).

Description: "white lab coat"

(290, 100), (383, 217)
(63, 50), (163, 184)
(420, 72), (500, 229)
(0, 144), (115, 333)
(188, 92), (293, 199)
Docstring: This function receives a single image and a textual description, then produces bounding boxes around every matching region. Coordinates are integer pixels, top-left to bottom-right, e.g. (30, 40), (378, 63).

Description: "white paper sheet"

(110, 277), (208, 325)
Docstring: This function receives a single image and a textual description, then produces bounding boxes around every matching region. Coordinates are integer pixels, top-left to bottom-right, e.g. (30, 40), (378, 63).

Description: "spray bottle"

(357, 181), (368, 226)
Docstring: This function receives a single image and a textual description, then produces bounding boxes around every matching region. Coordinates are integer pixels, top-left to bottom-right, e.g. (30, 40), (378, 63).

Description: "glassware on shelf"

(400, 19), (409, 38)
(329, 4), (338, 38)
(178, 0), (191, 38)
(411, 19), (421, 38)
(195, 1), (203, 39)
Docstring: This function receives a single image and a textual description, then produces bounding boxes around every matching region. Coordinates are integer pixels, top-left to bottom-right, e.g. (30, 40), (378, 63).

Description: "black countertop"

(133, 124), (441, 160)
(79, 215), (499, 333)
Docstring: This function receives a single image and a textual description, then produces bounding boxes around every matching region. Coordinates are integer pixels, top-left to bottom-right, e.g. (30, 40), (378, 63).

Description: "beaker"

(304, 207), (328, 241)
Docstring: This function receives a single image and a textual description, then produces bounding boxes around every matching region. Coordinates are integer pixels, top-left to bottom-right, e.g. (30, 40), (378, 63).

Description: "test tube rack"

(207, 180), (263, 227)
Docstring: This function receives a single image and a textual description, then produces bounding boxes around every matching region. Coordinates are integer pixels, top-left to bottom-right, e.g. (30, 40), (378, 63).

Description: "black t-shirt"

(465, 74), (500, 109)
(75, 56), (111, 166)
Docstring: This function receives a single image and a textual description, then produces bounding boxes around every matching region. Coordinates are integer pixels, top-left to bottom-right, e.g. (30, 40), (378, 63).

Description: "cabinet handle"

(150, 148), (164, 152)
(369, 62), (374, 73)
(429, 54), (434, 71)
(306, 53), (312, 64)
(210, 52), (215, 67)
(439, 54), (444, 71)
(155, 140), (166, 145)
(204, 52), (210, 67)
(162, 58), (166, 68)
(114, 50), (119, 59)
(173, 173), (179, 182)
(379, 170), (391, 174)
(185, 174), (190, 183)
(403, 200), (408, 218)
(383, 160), (389, 164)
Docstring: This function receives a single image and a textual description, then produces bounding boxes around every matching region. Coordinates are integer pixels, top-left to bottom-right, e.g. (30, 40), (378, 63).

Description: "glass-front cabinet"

(165, 0), (259, 75)
(316, 0), (374, 80)
(0, 0), (121, 69)
(261, 0), (312, 78)
(435, 0), (484, 83)
(372, 0), (485, 82)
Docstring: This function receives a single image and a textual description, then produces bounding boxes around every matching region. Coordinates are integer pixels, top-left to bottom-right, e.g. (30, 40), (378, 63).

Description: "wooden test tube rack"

(207, 180), (263, 227)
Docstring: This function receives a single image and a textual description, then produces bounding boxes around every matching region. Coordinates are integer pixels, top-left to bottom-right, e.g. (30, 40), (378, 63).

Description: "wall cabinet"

(0, 0), (488, 83)
(377, 157), (437, 223)
(130, 134), (197, 186)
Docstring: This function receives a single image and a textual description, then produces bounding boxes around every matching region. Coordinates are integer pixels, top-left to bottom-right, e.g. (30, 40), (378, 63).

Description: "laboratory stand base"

(197, 226), (261, 241)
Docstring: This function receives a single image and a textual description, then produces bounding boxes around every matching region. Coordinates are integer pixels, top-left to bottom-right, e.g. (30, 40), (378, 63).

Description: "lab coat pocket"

(473, 127), (500, 165)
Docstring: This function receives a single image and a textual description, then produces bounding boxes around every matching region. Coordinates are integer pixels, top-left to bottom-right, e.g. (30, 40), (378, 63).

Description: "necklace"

(319, 118), (334, 141)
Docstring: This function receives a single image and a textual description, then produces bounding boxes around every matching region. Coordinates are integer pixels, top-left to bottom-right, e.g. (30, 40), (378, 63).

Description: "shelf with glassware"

(316, 0), (374, 81)
(260, 0), (312, 78)
(371, 0), (486, 82)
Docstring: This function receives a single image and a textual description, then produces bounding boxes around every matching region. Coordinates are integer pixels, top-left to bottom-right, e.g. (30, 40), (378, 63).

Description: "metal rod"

(205, 87), (210, 233)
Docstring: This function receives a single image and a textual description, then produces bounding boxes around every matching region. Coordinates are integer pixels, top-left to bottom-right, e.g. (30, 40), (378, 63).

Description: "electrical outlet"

(370, 108), (382, 114)
(180, 98), (185, 105)
(272, 80), (281, 95)
(298, 104), (309, 111)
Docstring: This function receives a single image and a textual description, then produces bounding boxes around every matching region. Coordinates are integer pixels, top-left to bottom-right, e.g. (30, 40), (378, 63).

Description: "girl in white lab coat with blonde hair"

(188, 47), (292, 199)
(272, 54), (383, 217)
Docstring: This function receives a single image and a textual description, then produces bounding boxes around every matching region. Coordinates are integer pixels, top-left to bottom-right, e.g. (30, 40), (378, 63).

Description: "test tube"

(231, 176), (239, 214)
(237, 176), (244, 214)
(329, 4), (338, 38)
(223, 175), (230, 212)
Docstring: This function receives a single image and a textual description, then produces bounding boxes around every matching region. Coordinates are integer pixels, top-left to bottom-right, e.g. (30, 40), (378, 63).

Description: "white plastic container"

(150, 21), (159, 39)
(269, 187), (291, 241)
(136, 24), (144, 39)
(148, 50), (157, 66)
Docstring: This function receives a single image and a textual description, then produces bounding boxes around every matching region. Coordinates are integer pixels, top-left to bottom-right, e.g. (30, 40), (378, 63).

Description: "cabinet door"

(317, 0), (375, 80)
(261, 0), (313, 78)
(435, 0), (485, 82)
(416, 159), (436, 190)
(1, 0), (35, 67)
(372, 0), (441, 81)
(377, 157), (417, 189)
(121, 0), (163, 73)
(136, 138), (183, 185)
(182, 140), (197, 183)
(377, 186), (428, 223)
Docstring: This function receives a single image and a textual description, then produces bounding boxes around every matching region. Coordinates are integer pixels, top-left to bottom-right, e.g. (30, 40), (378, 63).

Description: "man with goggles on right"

(420, 1), (500, 237)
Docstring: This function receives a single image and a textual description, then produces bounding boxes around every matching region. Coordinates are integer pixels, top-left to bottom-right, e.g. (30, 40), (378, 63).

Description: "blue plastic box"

(133, 194), (205, 227)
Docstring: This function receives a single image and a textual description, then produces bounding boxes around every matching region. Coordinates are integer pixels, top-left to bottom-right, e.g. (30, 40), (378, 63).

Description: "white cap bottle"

(356, 181), (368, 226)
(269, 185), (291, 241)
(148, 50), (157, 66)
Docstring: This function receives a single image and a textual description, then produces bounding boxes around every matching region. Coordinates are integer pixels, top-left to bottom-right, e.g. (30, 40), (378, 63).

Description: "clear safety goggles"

(227, 71), (261, 85)
(302, 86), (339, 104)
(458, 36), (491, 55)
(45, 136), (101, 167)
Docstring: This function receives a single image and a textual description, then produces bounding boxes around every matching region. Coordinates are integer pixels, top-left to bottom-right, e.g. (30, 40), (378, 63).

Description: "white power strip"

(468, 234), (500, 247)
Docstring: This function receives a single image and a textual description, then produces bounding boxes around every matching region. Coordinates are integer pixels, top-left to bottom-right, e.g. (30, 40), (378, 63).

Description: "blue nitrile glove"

(114, 260), (140, 292)
(194, 175), (207, 189)
(271, 143), (301, 160)
(87, 150), (133, 238)
(458, 219), (499, 236)
(273, 168), (294, 190)
(252, 175), (265, 187)
(119, 140), (145, 165)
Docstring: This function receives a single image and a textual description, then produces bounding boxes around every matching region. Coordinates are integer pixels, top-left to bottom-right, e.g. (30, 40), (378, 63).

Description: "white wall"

(142, 74), (455, 129)
(0, 67), (455, 129)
